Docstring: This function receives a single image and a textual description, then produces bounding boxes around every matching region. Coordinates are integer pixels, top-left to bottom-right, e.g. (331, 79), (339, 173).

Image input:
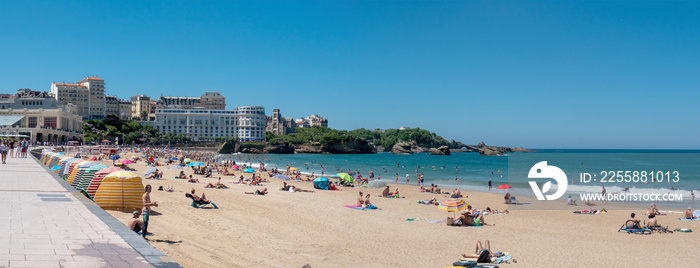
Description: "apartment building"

(50, 76), (106, 119)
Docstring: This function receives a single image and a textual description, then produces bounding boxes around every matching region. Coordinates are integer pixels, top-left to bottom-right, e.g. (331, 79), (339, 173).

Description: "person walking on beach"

(141, 185), (159, 238)
(0, 141), (8, 164)
(405, 173), (410, 184)
(691, 190), (695, 204)
(488, 179), (492, 191)
(395, 173), (398, 183)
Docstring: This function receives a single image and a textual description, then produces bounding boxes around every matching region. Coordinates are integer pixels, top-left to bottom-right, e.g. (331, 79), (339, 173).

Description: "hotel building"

(51, 76), (106, 119)
(154, 106), (266, 141)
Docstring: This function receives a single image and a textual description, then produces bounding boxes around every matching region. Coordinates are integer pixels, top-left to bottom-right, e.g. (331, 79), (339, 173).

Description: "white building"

(154, 106), (266, 141)
(0, 95), (83, 143)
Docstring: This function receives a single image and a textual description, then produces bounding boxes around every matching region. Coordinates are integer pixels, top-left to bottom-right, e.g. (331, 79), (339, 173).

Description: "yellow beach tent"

(93, 171), (144, 211)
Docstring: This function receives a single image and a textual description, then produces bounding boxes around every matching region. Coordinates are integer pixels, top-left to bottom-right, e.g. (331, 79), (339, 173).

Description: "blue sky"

(1, 1), (698, 149)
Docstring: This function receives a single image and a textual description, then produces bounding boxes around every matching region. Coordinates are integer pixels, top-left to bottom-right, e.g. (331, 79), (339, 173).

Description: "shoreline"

(70, 148), (699, 267)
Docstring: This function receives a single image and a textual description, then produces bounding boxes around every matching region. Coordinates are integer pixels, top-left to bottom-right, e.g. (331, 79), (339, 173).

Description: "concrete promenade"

(0, 151), (180, 267)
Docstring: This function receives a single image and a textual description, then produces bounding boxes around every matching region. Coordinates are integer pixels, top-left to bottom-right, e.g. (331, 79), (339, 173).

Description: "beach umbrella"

(439, 199), (468, 212)
(144, 168), (157, 176)
(290, 167), (298, 171)
(496, 184), (512, 190)
(192, 162), (205, 166)
(243, 168), (256, 173)
(367, 180), (388, 188)
(337, 173), (354, 183)
(273, 174), (291, 181)
(170, 157), (178, 160)
(51, 165), (61, 170)
(496, 184), (512, 194)
(232, 165), (239, 169)
(90, 156), (97, 161)
(169, 165), (184, 169)
(120, 159), (134, 165)
(439, 199), (468, 218)
(184, 158), (191, 163)
(110, 155), (120, 160)
(313, 177), (330, 190)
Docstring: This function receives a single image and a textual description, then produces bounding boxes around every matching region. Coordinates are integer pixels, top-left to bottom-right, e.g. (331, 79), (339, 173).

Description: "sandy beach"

(93, 152), (699, 268)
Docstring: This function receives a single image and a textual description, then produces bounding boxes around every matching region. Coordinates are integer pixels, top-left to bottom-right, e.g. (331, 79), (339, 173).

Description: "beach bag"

(447, 217), (454, 226)
(478, 249), (491, 263)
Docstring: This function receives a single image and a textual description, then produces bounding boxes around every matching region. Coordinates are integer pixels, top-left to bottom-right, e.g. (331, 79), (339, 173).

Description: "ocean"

(215, 149), (700, 208)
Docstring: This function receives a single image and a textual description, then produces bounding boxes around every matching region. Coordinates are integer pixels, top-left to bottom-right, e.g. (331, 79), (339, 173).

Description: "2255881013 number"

(599, 171), (679, 183)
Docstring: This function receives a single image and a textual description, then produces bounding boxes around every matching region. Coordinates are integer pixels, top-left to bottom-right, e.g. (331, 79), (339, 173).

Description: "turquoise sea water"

(216, 149), (700, 208)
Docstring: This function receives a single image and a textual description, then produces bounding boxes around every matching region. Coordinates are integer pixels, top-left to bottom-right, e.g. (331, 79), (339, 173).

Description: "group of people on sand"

(356, 191), (377, 209)
(452, 205), (493, 227)
(382, 186), (400, 198)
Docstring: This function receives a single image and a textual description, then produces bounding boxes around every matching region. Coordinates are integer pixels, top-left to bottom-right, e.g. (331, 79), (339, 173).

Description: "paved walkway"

(0, 152), (180, 268)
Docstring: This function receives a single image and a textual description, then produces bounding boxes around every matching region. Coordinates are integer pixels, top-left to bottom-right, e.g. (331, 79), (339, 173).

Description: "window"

(28, 117), (37, 128)
(44, 117), (57, 129)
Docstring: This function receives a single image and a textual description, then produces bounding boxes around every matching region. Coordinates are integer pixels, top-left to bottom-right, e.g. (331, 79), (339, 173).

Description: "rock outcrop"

(217, 142), (236, 154)
(217, 142), (294, 154)
(429, 145), (451, 155)
(322, 141), (375, 154)
(294, 145), (323, 154)
(391, 141), (414, 154)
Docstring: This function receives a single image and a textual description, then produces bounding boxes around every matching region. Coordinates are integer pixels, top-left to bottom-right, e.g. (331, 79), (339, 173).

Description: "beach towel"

(675, 228), (692, 232)
(344, 205), (377, 210)
(429, 220), (447, 223)
(171, 177), (186, 179)
(405, 218), (419, 222)
(677, 218), (698, 221)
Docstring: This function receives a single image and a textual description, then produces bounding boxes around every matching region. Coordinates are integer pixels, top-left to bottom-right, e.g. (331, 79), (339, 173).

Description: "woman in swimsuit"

(357, 191), (364, 206)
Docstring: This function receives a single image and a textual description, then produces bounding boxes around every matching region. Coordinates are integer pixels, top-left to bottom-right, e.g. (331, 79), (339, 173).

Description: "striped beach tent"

(54, 157), (72, 174)
(67, 162), (98, 185)
(58, 158), (80, 177)
(87, 167), (123, 198)
(75, 164), (109, 191)
(48, 153), (66, 167)
(46, 153), (60, 166)
(41, 152), (56, 165)
(64, 160), (87, 179)
(71, 163), (104, 187)
(40, 152), (50, 164)
(93, 171), (144, 211)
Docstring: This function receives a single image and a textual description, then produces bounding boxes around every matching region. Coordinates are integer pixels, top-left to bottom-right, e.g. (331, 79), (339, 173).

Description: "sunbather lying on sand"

(178, 171), (186, 179)
(188, 175), (199, 183)
(484, 207), (509, 214)
(281, 182), (314, 193)
(461, 240), (504, 259)
(245, 188), (268, 195)
(418, 198), (439, 205)
(204, 177), (227, 189)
